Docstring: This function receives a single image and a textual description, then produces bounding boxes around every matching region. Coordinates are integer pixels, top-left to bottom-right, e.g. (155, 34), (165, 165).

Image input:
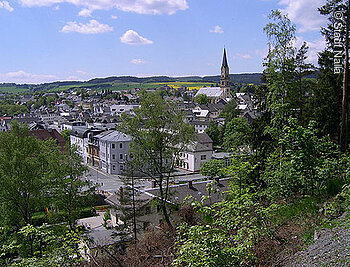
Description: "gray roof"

(100, 130), (131, 142)
(195, 87), (223, 98)
(190, 120), (210, 126)
(187, 141), (212, 152)
(71, 126), (90, 138)
(197, 133), (213, 144)
(145, 178), (231, 205)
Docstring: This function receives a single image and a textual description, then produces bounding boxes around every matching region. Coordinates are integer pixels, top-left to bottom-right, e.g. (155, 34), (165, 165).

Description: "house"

(30, 129), (66, 151)
(87, 130), (111, 168)
(109, 104), (139, 116)
(70, 126), (91, 164)
(106, 178), (231, 232)
(178, 133), (213, 172)
(99, 130), (132, 175)
(190, 120), (210, 133)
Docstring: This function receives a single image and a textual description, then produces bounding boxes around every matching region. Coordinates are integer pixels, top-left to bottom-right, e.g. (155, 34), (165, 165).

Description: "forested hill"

(0, 72), (320, 93)
(62, 73), (266, 85)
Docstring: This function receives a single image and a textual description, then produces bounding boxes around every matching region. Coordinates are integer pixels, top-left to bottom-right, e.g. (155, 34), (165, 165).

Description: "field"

(0, 81), (216, 94)
(0, 86), (29, 94)
(47, 81), (216, 92)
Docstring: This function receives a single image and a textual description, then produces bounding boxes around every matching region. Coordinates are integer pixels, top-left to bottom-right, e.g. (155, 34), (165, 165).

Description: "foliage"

(119, 92), (195, 226)
(205, 121), (223, 147)
(200, 159), (225, 179)
(0, 121), (60, 227)
(220, 99), (239, 123)
(7, 225), (87, 267)
(60, 129), (71, 144)
(174, 184), (273, 267)
(263, 118), (340, 197)
(194, 94), (210, 105)
(50, 146), (94, 229)
(223, 117), (252, 152)
(0, 103), (28, 116)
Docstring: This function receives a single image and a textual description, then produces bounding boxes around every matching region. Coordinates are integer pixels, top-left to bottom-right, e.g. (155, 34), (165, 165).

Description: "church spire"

(220, 47), (230, 98)
(222, 47), (229, 68)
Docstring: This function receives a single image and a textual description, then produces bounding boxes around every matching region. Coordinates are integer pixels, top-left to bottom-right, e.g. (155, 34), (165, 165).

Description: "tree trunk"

(340, 1), (350, 152)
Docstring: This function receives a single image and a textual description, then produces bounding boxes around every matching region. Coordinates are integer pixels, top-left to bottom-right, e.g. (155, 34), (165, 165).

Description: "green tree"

(220, 99), (239, 123)
(263, 10), (298, 132)
(205, 122), (223, 147)
(0, 121), (60, 227)
(51, 146), (95, 230)
(119, 92), (195, 227)
(194, 94), (210, 105)
(263, 118), (340, 197)
(319, 0), (350, 151)
(200, 159), (225, 179)
(223, 117), (252, 152)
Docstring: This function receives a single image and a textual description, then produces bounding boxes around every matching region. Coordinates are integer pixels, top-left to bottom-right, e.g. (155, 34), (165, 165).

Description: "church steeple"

(220, 48), (230, 98)
(222, 47), (229, 68)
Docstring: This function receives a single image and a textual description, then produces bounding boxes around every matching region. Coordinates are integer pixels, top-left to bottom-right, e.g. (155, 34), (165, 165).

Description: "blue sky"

(0, 0), (327, 83)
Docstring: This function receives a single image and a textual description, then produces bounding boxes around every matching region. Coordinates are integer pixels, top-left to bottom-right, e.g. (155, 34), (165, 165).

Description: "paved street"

(86, 167), (151, 194)
(84, 166), (206, 195)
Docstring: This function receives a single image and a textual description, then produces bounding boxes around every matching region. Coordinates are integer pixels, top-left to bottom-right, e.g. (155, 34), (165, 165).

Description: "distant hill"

(0, 72), (320, 93)
(86, 73), (264, 84)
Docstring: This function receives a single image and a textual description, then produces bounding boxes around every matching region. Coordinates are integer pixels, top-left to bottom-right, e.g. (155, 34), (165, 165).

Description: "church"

(195, 48), (232, 103)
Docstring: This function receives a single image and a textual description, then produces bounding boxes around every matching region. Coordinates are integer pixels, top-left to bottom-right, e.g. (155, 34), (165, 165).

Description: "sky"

(0, 0), (328, 84)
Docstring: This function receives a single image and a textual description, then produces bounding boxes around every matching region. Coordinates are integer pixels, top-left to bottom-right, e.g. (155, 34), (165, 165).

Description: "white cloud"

(54, 5), (59, 10)
(61, 20), (113, 34)
(130, 58), (146, 64)
(111, 15), (118, 19)
(279, 0), (327, 32)
(120, 30), (153, 45)
(19, 0), (188, 15)
(76, 70), (87, 75)
(255, 48), (269, 59)
(78, 8), (92, 17)
(236, 53), (252, 59)
(209, 25), (224, 34)
(295, 36), (326, 63)
(0, 70), (57, 84)
(0, 1), (14, 12)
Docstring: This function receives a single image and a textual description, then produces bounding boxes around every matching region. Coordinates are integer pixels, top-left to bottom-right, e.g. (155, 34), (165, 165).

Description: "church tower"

(220, 48), (230, 98)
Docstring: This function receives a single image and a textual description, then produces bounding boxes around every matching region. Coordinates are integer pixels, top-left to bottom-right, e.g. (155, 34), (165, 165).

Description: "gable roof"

(30, 129), (66, 151)
(195, 87), (223, 98)
(99, 130), (131, 142)
(144, 178), (231, 205)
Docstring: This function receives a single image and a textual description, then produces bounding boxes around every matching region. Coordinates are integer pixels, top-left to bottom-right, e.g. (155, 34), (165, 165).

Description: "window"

(112, 144), (115, 149)
(120, 154), (123, 160)
(112, 154), (115, 160)
(112, 165), (115, 170)
(201, 155), (207, 160)
(120, 143), (123, 149)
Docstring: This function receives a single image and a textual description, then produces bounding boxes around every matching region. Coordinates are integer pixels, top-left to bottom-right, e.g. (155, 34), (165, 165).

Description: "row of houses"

(70, 126), (220, 174)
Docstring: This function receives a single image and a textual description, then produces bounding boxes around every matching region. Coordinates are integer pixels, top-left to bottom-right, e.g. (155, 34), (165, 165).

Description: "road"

(84, 166), (206, 195)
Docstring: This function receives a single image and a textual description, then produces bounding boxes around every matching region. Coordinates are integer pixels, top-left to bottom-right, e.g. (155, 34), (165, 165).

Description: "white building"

(99, 130), (132, 175)
(178, 133), (213, 172)
(70, 126), (90, 164)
